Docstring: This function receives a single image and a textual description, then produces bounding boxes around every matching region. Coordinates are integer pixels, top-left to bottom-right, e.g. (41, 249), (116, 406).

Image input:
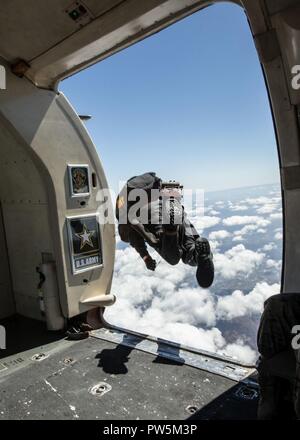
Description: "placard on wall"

(67, 214), (103, 274)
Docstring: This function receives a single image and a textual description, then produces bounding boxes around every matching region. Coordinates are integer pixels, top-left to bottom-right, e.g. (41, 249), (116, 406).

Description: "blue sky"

(61, 2), (280, 194)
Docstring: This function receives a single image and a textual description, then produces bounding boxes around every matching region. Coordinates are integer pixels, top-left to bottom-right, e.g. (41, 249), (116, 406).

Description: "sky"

(60, 2), (280, 194)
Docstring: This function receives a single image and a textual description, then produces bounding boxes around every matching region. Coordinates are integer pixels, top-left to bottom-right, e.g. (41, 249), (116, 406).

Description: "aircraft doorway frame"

(0, 202), (15, 320)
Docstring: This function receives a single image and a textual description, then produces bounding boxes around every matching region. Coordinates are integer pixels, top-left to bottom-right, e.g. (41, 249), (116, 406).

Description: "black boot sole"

(196, 257), (214, 288)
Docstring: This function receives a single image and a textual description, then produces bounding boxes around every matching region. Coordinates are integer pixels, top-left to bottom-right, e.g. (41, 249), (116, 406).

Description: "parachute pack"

(116, 172), (162, 242)
(116, 173), (185, 242)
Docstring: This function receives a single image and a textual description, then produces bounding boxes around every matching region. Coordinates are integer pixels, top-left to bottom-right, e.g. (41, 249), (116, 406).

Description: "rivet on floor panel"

(235, 386), (258, 400)
(186, 405), (198, 415)
(31, 353), (48, 362)
(89, 382), (112, 397)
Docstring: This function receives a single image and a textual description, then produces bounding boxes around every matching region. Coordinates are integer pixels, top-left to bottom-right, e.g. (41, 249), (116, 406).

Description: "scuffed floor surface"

(0, 318), (258, 420)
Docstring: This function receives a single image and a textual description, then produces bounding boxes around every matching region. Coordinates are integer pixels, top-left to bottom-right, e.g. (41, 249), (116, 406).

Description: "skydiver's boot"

(195, 238), (214, 289)
(86, 307), (104, 330)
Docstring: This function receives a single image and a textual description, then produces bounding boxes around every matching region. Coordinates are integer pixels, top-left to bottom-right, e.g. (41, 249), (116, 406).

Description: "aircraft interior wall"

(0, 60), (116, 327)
(0, 119), (53, 322)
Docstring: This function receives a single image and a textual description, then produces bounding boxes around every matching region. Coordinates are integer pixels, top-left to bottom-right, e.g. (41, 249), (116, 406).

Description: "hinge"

(11, 59), (30, 78)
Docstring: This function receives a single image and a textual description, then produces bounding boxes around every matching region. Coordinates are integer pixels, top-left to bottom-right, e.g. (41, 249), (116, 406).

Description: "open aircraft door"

(0, 62), (116, 330)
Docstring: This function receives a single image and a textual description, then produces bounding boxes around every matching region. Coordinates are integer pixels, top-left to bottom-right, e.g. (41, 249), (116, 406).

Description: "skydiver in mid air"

(116, 172), (214, 289)
(68, 172), (214, 338)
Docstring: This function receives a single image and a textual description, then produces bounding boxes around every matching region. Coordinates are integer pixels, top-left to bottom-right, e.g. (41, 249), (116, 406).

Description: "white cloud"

(216, 281), (280, 320)
(192, 216), (220, 232)
(208, 209), (220, 216)
(245, 196), (280, 206)
(151, 323), (226, 354)
(230, 205), (248, 212)
(240, 195), (281, 217)
(233, 224), (259, 237)
(209, 240), (220, 252)
(115, 235), (121, 245)
(108, 244), (264, 364)
(223, 216), (270, 227)
(275, 231), (283, 240)
(223, 341), (257, 364)
(214, 245), (264, 279)
(270, 213), (282, 220)
(228, 201), (248, 212)
(266, 259), (282, 272)
(232, 235), (245, 242)
(232, 225), (267, 239)
(209, 230), (231, 240)
(256, 205), (277, 214)
(262, 243), (277, 251)
(245, 197), (271, 205)
(209, 197), (274, 219)
(107, 295), (257, 364)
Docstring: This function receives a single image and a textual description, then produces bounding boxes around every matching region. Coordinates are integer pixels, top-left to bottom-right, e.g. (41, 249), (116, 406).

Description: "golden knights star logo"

(75, 224), (95, 250)
(68, 215), (102, 274)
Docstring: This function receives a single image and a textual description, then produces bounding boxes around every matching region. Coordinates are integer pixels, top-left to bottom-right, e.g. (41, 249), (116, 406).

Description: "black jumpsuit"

(129, 198), (205, 267)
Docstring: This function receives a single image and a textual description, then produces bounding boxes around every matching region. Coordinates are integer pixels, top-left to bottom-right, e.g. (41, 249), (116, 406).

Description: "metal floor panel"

(0, 327), (258, 420)
(91, 327), (255, 382)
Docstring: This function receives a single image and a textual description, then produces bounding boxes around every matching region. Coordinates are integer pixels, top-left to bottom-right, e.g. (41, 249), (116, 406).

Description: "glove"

(143, 255), (157, 271)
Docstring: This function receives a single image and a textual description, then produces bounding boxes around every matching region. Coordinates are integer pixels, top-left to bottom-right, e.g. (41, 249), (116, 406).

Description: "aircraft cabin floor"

(0, 316), (258, 420)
